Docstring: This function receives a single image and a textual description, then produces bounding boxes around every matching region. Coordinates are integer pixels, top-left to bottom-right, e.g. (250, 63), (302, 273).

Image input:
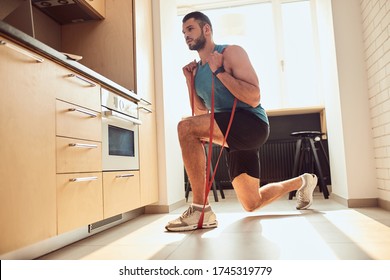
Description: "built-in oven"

(101, 88), (141, 171)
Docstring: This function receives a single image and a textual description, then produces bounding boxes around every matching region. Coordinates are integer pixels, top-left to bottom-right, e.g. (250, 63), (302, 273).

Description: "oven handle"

(103, 109), (142, 125)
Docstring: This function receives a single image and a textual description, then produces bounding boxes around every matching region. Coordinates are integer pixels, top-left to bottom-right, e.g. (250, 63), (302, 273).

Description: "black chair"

(289, 131), (330, 199)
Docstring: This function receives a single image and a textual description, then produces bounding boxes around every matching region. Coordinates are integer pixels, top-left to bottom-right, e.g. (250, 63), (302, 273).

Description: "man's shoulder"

(223, 44), (245, 53)
(223, 45), (249, 62)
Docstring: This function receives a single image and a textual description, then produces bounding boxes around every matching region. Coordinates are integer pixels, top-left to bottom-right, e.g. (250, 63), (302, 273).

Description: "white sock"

(192, 203), (210, 209)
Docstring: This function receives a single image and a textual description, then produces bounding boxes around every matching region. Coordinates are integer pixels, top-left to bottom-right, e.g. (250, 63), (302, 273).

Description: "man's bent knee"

(241, 200), (262, 212)
(232, 173), (262, 212)
(177, 119), (192, 140)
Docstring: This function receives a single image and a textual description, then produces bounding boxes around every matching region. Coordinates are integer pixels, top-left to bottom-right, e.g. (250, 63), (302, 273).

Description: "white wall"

(316, 0), (350, 199)
(360, 0), (390, 205)
(326, 0), (377, 203)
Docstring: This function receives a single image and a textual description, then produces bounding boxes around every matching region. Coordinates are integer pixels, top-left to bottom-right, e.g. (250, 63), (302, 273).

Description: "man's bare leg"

(232, 173), (306, 212)
(177, 114), (226, 205)
(165, 115), (226, 231)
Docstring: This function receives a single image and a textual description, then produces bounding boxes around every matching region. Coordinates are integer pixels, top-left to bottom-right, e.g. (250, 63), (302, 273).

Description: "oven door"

(102, 110), (140, 171)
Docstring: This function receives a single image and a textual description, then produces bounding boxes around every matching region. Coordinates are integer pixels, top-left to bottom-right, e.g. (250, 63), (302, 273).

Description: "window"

(177, 0), (322, 110)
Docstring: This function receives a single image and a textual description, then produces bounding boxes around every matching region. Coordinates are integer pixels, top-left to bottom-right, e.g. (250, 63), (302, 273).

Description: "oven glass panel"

(108, 125), (135, 157)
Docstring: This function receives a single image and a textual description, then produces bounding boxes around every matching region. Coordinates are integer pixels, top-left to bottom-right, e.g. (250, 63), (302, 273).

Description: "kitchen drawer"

(57, 172), (103, 234)
(56, 136), (102, 173)
(103, 171), (140, 218)
(56, 99), (101, 141)
(53, 63), (101, 112)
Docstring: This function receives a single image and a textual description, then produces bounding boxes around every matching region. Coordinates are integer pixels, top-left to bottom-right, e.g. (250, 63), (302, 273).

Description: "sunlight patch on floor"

(323, 209), (390, 259)
(260, 213), (338, 259)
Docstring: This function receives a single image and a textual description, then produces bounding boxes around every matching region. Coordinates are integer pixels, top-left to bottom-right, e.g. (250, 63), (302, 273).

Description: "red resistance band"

(189, 63), (237, 229)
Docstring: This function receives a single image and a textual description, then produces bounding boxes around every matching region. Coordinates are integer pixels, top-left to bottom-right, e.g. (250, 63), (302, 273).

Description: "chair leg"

(289, 139), (302, 199)
(309, 138), (329, 199)
(209, 164), (219, 202)
(218, 184), (225, 199)
(292, 139), (303, 177)
(185, 182), (191, 202)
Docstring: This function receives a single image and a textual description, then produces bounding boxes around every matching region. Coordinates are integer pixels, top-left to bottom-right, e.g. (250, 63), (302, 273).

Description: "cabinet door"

(103, 171), (140, 218)
(57, 173), (103, 234)
(56, 99), (102, 141)
(56, 137), (102, 173)
(53, 65), (101, 112)
(134, 0), (159, 206)
(0, 37), (56, 254)
(138, 106), (159, 205)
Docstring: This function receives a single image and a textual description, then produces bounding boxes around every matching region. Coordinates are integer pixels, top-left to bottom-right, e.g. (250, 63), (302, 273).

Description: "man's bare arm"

(208, 45), (260, 108)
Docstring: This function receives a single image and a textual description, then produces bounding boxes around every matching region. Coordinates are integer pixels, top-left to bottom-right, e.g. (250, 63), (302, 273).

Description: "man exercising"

(165, 11), (317, 232)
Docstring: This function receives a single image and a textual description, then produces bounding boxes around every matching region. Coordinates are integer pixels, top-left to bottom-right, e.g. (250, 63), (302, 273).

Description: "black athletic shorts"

(214, 109), (270, 180)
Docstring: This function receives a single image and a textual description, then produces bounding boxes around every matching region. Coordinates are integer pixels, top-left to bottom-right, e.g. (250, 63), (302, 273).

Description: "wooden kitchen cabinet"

(57, 173), (103, 234)
(61, 0), (135, 91)
(63, 0), (159, 208)
(55, 75), (103, 234)
(81, 0), (106, 18)
(103, 171), (141, 218)
(56, 136), (102, 173)
(55, 99), (101, 142)
(134, 0), (159, 206)
(54, 69), (101, 112)
(138, 103), (159, 206)
(0, 37), (57, 254)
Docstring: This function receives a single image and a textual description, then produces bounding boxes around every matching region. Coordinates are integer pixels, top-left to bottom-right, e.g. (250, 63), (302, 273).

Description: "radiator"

(209, 140), (297, 187)
(259, 140), (296, 184)
(185, 140), (317, 189)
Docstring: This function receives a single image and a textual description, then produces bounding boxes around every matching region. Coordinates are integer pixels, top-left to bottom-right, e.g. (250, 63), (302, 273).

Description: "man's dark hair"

(182, 11), (213, 32)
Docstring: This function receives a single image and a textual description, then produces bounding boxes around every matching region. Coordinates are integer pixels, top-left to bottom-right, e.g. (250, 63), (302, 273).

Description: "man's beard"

(188, 33), (206, 51)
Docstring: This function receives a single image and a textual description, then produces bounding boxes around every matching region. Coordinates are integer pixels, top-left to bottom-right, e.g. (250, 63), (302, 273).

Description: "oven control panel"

(101, 88), (138, 119)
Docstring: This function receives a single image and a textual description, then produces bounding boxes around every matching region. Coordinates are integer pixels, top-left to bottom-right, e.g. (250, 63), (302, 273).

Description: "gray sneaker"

(296, 173), (318, 210)
(165, 205), (218, 232)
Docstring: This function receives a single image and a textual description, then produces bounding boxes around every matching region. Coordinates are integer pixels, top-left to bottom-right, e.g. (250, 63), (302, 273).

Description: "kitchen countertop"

(0, 20), (139, 102)
(266, 106), (325, 117)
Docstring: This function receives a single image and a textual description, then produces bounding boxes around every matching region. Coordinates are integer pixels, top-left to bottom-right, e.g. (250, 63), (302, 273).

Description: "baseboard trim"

(378, 198), (390, 211)
(0, 207), (145, 260)
(331, 194), (378, 208)
(144, 199), (186, 214)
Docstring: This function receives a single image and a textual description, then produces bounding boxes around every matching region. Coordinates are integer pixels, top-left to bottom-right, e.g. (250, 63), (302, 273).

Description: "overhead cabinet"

(32, 0), (106, 24)
(61, 0), (134, 91)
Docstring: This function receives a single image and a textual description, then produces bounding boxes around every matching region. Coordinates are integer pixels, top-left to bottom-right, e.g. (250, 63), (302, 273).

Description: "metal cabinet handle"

(140, 98), (152, 105)
(69, 143), (98, 148)
(67, 73), (96, 87)
(115, 174), (135, 178)
(0, 40), (44, 63)
(69, 176), (98, 182)
(138, 106), (152, 113)
(68, 107), (98, 118)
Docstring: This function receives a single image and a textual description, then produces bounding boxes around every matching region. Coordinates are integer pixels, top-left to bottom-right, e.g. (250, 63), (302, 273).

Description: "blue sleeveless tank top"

(194, 44), (269, 124)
